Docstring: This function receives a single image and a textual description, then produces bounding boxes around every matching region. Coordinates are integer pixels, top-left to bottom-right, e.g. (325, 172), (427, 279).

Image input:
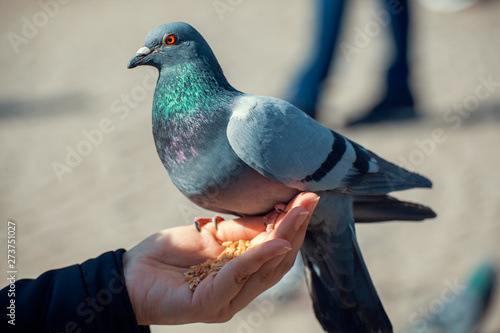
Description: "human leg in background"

(347, 0), (417, 126)
(286, 0), (346, 118)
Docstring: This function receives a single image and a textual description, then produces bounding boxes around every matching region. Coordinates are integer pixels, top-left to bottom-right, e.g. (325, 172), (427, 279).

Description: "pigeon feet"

(194, 215), (224, 232)
(263, 203), (288, 233)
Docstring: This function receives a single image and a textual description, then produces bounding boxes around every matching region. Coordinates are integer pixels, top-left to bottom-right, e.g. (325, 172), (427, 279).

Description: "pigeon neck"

(152, 59), (235, 121)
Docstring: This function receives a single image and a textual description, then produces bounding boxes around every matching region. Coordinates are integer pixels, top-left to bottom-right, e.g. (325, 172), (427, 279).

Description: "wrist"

(122, 250), (147, 325)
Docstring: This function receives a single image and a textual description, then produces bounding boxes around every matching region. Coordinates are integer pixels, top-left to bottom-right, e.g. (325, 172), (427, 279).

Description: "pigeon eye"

(163, 34), (177, 45)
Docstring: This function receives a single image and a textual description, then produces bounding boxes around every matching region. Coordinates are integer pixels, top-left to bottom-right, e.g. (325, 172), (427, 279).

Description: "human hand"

(123, 192), (319, 325)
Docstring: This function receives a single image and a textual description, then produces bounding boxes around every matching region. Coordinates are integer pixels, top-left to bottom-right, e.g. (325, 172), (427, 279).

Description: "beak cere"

(127, 46), (152, 69)
(136, 46), (151, 57)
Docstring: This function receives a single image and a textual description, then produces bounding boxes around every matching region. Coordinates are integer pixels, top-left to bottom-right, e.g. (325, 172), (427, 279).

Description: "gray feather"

(302, 192), (392, 332)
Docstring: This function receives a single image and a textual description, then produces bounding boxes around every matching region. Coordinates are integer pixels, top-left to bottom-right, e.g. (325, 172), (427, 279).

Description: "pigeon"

(128, 22), (436, 333)
(404, 261), (497, 333)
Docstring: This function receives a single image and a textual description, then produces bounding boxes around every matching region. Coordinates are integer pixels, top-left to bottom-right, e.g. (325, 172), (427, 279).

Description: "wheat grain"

(184, 240), (252, 291)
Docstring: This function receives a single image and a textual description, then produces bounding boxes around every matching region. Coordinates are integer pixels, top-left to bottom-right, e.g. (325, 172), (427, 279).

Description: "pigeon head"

(128, 22), (219, 70)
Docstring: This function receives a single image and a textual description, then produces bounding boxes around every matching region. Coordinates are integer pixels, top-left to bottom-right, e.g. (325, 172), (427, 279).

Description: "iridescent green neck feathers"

(152, 58), (235, 122)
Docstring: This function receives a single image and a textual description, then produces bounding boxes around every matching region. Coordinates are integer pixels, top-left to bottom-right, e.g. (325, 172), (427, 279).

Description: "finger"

(275, 192), (319, 230)
(213, 215), (267, 241)
(223, 193), (317, 285)
(195, 193), (319, 320)
(272, 207), (310, 244)
(226, 250), (296, 312)
(210, 193), (318, 243)
(272, 193), (319, 247)
(266, 194), (319, 275)
(199, 238), (292, 314)
(226, 206), (314, 310)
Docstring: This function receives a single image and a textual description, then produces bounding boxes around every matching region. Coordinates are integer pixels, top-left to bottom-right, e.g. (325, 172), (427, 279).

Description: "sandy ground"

(1, 0), (499, 332)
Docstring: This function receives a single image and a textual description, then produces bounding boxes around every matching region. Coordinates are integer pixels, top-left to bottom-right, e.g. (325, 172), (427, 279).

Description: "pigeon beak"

(128, 46), (152, 69)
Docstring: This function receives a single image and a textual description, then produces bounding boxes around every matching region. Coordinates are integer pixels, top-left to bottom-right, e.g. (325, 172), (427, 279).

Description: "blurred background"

(0, 0), (499, 332)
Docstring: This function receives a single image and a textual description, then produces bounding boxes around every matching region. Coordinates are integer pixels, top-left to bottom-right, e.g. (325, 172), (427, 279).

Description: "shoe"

(346, 87), (417, 127)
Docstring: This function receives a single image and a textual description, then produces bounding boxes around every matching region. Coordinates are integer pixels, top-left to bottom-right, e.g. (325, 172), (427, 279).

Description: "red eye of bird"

(164, 34), (177, 45)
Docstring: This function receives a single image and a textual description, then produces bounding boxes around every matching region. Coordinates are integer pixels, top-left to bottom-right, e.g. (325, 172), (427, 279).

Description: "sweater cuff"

(79, 249), (150, 333)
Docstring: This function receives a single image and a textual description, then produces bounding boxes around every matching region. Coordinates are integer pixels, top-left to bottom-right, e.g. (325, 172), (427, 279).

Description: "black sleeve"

(0, 249), (150, 333)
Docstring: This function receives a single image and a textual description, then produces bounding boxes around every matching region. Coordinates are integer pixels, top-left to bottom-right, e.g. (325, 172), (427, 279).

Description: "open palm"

(123, 192), (319, 325)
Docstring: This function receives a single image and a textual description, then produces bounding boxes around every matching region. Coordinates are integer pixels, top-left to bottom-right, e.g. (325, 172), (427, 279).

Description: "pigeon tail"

(301, 226), (392, 333)
(302, 193), (393, 333)
(340, 151), (432, 195)
(353, 195), (436, 223)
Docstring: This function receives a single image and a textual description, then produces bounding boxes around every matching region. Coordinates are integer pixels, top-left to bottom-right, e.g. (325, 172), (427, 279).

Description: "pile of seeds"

(184, 240), (252, 291)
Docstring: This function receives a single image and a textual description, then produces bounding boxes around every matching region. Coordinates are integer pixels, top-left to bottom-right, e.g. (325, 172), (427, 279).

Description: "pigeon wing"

(227, 95), (375, 192)
(227, 95), (431, 194)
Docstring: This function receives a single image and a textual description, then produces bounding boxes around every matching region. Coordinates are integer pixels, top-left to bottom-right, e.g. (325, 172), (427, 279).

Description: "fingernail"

(306, 195), (320, 213)
(274, 244), (293, 256)
(294, 210), (309, 231)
